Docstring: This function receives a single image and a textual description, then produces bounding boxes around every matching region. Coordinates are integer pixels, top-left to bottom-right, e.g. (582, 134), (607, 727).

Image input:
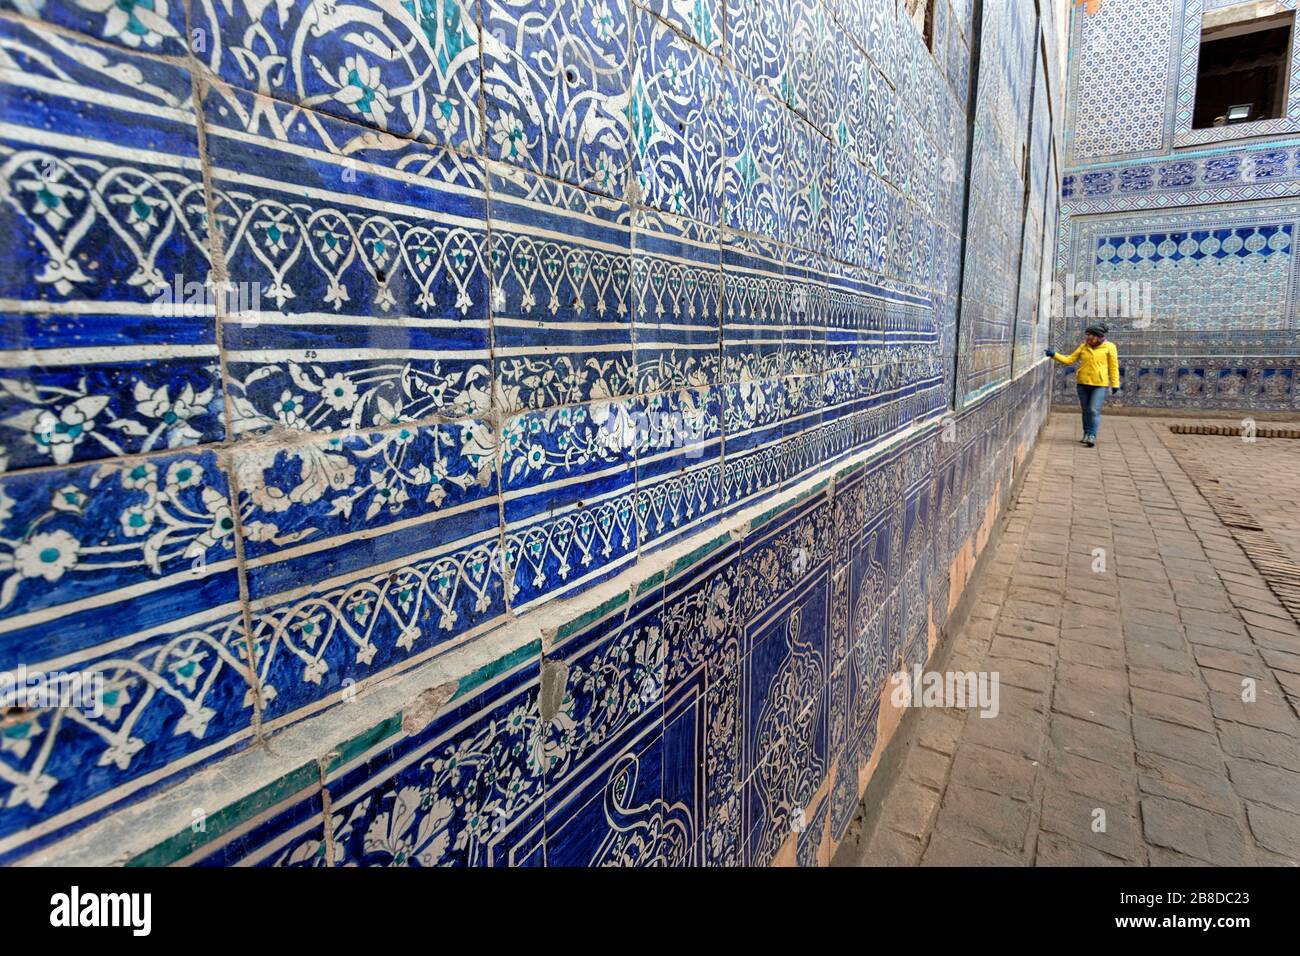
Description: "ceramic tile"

(205, 88), (491, 436)
(635, 384), (722, 552)
(633, 0), (722, 53)
(629, 9), (725, 226)
(631, 209), (722, 392)
(490, 162), (633, 414)
(191, 0), (482, 154)
(481, 0), (631, 195)
(0, 19), (217, 470)
(721, 71), (786, 244)
(324, 653), (544, 867)
(0, 448), (249, 855)
(501, 396), (640, 612)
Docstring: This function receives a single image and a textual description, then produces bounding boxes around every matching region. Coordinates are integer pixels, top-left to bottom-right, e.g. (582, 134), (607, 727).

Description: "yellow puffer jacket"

(1052, 341), (1120, 388)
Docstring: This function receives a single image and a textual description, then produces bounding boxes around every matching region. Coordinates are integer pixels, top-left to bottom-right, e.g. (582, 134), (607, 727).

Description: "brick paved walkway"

(838, 412), (1300, 866)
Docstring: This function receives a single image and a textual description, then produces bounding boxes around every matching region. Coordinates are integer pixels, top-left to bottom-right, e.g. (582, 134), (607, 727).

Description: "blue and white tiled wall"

(1059, 0), (1300, 411)
(0, 0), (1059, 866)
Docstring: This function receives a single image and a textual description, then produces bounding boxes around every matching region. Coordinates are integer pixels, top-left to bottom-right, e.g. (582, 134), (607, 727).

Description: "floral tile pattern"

(482, 0), (631, 195)
(501, 396), (640, 611)
(629, 8), (725, 225)
(190, 0), (483, 154)
(203, 86), (492, 437)
(631, 208), (721, 392)
(0, 0), (1069, 866)
(0, 0), (188, 55)
(0, 19), (217, 470)
(489, 162), (633, 414)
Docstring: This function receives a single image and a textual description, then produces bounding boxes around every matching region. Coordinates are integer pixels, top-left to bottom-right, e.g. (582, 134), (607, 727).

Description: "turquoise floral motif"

(199, 0), (481, 151)
(481, 0), (633, 193)
(71, 0), (181, 50)
(2, 377), (218, 466)
(0, 456), (233, 609)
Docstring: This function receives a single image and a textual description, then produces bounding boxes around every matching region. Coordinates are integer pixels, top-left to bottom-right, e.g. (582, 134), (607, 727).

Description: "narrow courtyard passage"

(837, 412), (1300, 867)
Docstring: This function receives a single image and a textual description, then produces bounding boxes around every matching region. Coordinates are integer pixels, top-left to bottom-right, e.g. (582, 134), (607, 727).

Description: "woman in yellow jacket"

(1045, 322), (1120, 448)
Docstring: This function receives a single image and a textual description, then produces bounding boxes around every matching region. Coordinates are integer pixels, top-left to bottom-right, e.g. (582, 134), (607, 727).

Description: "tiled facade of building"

(1059, 0), (1300, 411)
(0, 0), (1062, 866)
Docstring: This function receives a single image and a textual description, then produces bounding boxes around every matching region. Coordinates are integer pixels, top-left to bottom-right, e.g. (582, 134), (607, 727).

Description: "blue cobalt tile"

(0, 0), (189, 54)
(662, 537), (741, 693)
(784, 246), (828, 375)
(635, 385), (722, 552)
(324, 652), (545, 867)
(205, 88), (491, 436)
(795, 792), (828, 866)
(236, 417), (506, 724)
(539, 579), (706, 866)
(190, 0), (482, 154)
(785, 115), (832, 259)
(0, 448), (250, 857)
(742, 568), (830, 867)
(501, 397), (640, 612)
(482, 0), (631, 196)
(786, 0), (832, 129)
(725, 0), (788, 97)
(721, 71), (786, 244)
(634, 0), (722, 53)
(234, 417), (499, 594)
(542, 708), (696, 865)
(720, 229), (785, 383)
(722, 376), (786, 489)
(631, 209), (722, 392)
(541, 582), (665, 786)
(0, 20), (218, 469)
(829, 737), (858, 842)
(489, 162), (633, 413)
(629, 8), (725, 226)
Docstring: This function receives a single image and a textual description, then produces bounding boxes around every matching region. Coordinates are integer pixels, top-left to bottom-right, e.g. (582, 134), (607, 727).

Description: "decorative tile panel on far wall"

(0, 18), (219, 471)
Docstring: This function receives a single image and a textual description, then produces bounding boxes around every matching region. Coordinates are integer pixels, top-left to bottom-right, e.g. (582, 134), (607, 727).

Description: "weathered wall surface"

(0, 0), (1060, 866)
(1058, 0), (1300, 411)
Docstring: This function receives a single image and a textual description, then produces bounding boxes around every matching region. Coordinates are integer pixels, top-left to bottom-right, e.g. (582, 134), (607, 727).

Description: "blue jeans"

(1077, 384), (1107, 439)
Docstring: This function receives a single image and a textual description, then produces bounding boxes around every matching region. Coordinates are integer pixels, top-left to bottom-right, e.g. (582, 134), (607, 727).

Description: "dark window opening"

(904, 0), (935, 51)
(1192, 11), (1294, 129)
